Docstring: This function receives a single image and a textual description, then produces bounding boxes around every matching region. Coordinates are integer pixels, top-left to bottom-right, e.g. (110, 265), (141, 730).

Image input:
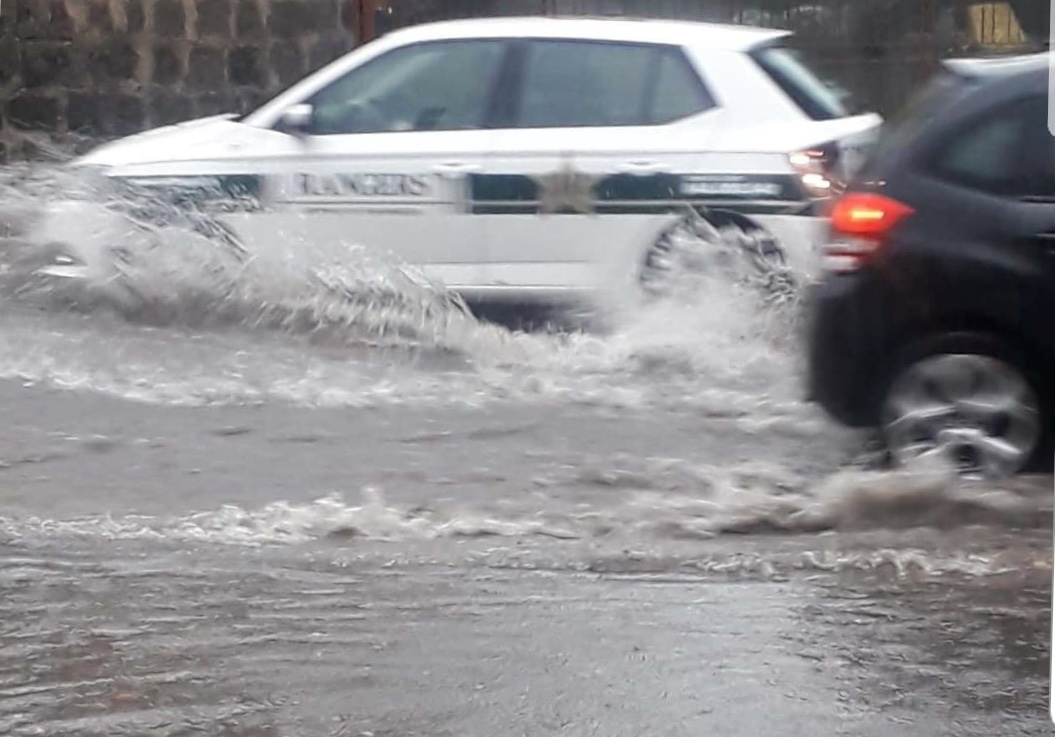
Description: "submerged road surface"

(0, 164), (1051, 736)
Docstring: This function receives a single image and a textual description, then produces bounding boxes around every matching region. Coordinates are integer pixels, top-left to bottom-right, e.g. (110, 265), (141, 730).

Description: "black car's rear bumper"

(803, 274), (888, 429)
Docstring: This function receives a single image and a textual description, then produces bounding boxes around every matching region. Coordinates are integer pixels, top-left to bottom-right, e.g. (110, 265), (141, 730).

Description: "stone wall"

(1, 0), (1043, 161)
(0, 0), (361, 159)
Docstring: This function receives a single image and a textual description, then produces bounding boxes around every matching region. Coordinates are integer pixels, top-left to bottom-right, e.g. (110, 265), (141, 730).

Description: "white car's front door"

(227, 38), (512, 293)
(475, 39), (722, 298)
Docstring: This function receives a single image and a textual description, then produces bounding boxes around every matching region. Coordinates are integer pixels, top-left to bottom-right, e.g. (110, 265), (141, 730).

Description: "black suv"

(805, 53), (1055, 478)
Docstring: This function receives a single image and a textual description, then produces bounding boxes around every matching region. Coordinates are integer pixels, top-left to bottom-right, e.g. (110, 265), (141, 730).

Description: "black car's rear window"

(865, 71), (972, 166)
(748, 43), (856, 120)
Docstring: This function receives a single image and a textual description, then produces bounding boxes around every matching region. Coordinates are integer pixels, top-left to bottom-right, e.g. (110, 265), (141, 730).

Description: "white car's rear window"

(749, 43), (857, 121)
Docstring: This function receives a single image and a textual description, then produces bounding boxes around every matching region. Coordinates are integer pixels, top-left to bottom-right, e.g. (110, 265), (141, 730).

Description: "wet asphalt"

(0, 344), (1050, 736)
(0, 163), (1052, 734)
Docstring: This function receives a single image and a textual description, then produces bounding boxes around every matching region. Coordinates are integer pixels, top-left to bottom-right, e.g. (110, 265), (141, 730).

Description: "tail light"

(789, 141), (843, 202)
(822, 192), (914, 274)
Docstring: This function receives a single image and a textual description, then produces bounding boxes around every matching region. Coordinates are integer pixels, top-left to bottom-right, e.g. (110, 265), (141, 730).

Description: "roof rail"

(942, 52), (1049, 78)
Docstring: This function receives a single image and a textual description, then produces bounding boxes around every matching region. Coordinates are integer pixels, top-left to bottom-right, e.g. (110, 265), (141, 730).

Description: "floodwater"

(0, 162), (1051, 736)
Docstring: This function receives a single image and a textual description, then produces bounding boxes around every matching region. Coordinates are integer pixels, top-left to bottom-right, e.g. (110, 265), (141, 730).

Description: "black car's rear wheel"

(879, 334), (1052, 478)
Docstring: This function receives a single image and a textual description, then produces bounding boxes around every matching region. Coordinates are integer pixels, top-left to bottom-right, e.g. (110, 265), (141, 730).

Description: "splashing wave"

(2, 456), (1047, 555)
(0, 163), (810, 415)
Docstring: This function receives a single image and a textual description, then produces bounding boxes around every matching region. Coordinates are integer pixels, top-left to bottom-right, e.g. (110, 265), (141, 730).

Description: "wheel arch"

(690, 207), (769, 235)
(880, 319), (1054, 402)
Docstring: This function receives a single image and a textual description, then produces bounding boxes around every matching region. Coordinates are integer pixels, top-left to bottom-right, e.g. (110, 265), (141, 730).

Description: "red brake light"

(823, 193), (914, 273)
(830, 193), (914, 238)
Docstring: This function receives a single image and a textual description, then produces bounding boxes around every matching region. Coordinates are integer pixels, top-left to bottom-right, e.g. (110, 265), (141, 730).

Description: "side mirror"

(277, 103), (314, 136)
(375, 6), (396, 37)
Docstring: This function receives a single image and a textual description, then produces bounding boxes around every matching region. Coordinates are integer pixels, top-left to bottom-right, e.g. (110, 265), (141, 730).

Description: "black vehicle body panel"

(806, 60), (1055, 427)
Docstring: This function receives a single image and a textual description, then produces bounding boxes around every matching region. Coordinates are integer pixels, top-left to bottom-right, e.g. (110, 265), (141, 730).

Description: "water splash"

(3, 166), (507, 354)
(1, 455), (1047, 553)
(0, 163), (807, 416)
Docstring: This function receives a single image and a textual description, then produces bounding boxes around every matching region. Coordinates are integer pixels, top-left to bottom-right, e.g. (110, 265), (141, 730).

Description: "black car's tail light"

(823, 192), (914, 273)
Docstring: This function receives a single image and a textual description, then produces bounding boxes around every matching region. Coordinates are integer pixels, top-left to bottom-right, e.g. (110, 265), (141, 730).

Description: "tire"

(638, 209), (797, 305)
(877, 332), (1053, 478)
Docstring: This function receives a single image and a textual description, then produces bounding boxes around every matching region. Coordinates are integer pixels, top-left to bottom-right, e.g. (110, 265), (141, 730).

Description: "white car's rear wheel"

(639, 211), (796, 303)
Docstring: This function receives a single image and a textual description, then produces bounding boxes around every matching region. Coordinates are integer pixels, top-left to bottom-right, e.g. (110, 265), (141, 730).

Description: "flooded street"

(0, 165), (1051, 736)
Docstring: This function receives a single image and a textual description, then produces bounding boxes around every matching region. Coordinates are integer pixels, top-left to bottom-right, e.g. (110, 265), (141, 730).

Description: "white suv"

(28, 16), (882, 315)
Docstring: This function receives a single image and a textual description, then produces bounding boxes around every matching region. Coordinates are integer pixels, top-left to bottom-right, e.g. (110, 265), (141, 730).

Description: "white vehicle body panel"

(76, 123), (498, 289)
(30, 16), (883, 314)
(238, 130), (498, 289)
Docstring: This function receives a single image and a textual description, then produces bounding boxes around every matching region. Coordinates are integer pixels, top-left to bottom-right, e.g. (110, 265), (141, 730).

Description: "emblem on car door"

(531, 157), (599, 215)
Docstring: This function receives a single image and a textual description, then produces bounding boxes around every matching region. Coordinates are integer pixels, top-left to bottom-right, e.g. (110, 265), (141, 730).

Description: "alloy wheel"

(881, 353), (1042, 478)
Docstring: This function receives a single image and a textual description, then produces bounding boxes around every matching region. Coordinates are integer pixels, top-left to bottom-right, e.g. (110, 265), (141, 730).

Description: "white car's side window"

(651, 49), (717, 124)
(515, 40), (715, 129)
(306, 39), (508, 135)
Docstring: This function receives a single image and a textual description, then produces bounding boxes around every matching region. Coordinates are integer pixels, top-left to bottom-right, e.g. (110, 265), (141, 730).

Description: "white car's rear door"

(474, 38), (723, 295)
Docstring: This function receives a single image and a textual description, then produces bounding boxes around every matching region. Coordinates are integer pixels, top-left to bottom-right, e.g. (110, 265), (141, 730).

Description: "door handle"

(620, 161), (670, 175)
(1029, 232), (1055, 254)
(432, 162), (481, 175)
(1031, 231), (1055, 248)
